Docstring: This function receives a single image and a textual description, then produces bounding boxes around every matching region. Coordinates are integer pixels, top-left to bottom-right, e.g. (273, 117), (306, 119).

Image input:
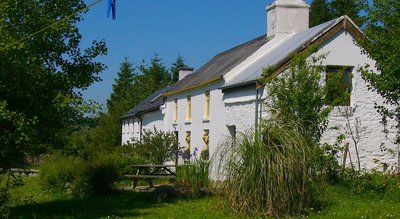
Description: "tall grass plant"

(218, 120), (325, 216)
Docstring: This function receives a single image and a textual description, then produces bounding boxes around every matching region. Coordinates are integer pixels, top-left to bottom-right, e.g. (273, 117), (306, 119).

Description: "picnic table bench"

(124, 164), (177, 189)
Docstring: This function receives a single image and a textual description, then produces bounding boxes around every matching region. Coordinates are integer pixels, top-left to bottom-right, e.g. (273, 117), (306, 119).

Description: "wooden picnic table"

(124, 164), (177, 189)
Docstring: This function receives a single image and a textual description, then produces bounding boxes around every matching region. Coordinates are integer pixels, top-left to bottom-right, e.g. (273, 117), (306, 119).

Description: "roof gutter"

(163, 76), (223, 97)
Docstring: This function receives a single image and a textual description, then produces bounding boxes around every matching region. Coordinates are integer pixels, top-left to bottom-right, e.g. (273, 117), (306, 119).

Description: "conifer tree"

(309, 0), (364, 27)
(310, 0), (334, 27)
(171, 55), (187, 83)
(107, 58), (136, 114)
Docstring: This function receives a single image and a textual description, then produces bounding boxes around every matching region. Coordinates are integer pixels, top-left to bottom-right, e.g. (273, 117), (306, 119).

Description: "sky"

(78, 0), (312, 108)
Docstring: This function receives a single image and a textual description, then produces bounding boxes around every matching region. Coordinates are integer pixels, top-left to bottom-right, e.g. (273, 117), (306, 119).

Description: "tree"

(0, 0), (107, 156)
(330, 0), (365, 26)
(139, 54), (171, 94)
(0, 0), (106, 213)
(107, 58), (136, 114)
(358, 0), (400, 170)
(261, 50), (331, 142)
(170, 55), (187, 83)
(90, 55), (173, 149)
(310, 0), (334, 27)
(309, 0), (364, 27)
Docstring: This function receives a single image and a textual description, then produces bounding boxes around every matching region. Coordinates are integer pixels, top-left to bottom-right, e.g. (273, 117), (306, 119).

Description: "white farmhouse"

(121, 0), (397, 171)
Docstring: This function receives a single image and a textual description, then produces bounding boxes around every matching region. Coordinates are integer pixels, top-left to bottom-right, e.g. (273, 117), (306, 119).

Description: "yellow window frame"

(204, 91), (210, 119)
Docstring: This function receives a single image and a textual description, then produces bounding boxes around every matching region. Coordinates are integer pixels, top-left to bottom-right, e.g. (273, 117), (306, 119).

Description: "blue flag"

(107, 0), (116, 19)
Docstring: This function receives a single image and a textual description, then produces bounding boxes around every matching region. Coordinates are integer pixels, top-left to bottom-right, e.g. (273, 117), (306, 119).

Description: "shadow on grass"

(11, 189), (177, 219)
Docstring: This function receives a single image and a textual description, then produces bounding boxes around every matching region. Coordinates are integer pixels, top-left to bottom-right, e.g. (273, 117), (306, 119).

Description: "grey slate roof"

(165, 34), (270, 93)
(121, 87), (168, 119)
(222, 18), (341, 89)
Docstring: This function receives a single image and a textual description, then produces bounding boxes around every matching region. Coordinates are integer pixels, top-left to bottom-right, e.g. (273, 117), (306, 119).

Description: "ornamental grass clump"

(219, 120), (324, 217)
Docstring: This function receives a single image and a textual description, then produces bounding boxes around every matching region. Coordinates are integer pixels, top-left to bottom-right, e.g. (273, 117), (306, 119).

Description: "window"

(202, 129), (209, 151)
(204, 91), (210, 119)
(185, 131), (191, 151)
(130, 119), (134, 133)
(186, 95), (191, 122)
(173, 99), (178, 122)
(325, 66), (353, 106)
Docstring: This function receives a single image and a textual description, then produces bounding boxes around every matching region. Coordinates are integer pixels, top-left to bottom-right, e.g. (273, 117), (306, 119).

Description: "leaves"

(0, 0), (107, 162)
(262, 50), (331, 142)
(358, 0), (400, 145)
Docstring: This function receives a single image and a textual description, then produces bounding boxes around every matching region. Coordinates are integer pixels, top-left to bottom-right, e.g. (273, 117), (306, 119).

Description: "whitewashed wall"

(142, 110), (165, 133)
(163, 81), (226, 163)
(223, 29), (397, 170)
(316, 30), (397, 170)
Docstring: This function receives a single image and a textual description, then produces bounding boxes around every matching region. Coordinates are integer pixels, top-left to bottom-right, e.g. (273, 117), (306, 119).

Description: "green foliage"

(176, 159), (209, 195)
(113, 145), (147, 175)
(129, 128), (178, 164)
(0, 0), (107, 167)
(218, 120), (325, 217)
(39, 153), (120, 198)
(325, 67), (352, 106)
(91, 54), (185, 150)
(107, 58), (137, 114)
(170, 55), (187, 83)
(321, 134), (346, 183)
(358, 0), (400, 147)
(0, 101), (34, 169)
(310, 0), (334, 27)
(309, 0), (364, 27)
(262, 51), (331, 142)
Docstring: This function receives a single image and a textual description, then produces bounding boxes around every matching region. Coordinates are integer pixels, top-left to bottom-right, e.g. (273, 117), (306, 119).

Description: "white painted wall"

(121, 110), (165, 145)
(142, 110), (165, 132)
(163, 81), (226, 164)
(316, 30), (397, 170)
(222, 29), (396, 170)
(121, 118), (137, 145)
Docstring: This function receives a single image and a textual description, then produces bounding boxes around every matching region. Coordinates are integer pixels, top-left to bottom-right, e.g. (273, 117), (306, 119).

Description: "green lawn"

(8, 177), (240, 219)
(7, 177), (400, 218)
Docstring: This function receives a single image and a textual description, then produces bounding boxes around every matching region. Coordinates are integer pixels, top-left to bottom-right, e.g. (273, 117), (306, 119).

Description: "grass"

(309, 183), (400, 218)
(6, 176), (400, 218)
(8, 177), (241, 219)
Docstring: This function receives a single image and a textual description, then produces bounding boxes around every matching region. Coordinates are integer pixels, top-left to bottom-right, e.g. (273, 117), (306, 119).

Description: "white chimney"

(267, 0), (310, 38)
(178, 67), (194, 80)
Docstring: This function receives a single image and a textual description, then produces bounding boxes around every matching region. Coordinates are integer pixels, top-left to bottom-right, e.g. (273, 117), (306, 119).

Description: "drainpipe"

(255, 85), (259, 131)
(139, 117), (143, 142)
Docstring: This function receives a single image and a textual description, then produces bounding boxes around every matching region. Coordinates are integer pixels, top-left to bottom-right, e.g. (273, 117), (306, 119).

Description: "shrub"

(39, 154), (82, 192)
(39, 153), (120, 198)
(71, 153), (120, 197)
(114, 145), (146, 175)
(129, 128), (178, 164)
(176, 158), (209, 195)
(218, 120), (325, 217)
(342, 170), (399, 195)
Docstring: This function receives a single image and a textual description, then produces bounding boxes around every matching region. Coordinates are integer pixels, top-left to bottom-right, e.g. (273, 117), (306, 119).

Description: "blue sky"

(78, 0), (312, 107)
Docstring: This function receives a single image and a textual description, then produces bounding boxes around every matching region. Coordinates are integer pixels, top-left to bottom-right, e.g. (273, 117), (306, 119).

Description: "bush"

(114, 145), (146, 175)
(39, 154), (82, 192)
(176, 159), (209, 195)
(342, 170), (399, 195)
(218, 120), (325, 217)
(128, 128), (178, 164)
(39, 153), (120, 198)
